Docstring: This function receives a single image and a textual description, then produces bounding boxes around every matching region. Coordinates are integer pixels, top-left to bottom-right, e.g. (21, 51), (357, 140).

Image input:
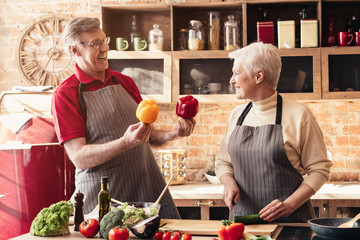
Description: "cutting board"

(160, 219), (278, 236)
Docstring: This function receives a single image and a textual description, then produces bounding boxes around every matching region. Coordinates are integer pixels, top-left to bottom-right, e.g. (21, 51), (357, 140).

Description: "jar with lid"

(224, 15), (240, 50)
(149, 24), (163, 51)
(188, 20), (205, 51)
(178, 28), (188, 50)
(208, 11), (220, 50)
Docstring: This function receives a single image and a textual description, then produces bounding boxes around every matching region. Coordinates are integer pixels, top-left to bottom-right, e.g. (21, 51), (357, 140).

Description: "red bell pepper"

(176, 95), (199, 119)
(216, 222), (244, 240)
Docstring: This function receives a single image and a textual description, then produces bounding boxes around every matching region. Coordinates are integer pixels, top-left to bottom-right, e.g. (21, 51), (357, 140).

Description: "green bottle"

(98, 176), (111, 222)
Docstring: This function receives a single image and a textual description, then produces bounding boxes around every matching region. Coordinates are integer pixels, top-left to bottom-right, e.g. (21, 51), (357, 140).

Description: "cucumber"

(233, 213), (265, 225)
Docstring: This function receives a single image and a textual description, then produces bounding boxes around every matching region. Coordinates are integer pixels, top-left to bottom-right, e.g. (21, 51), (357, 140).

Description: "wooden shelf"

(102, 1), (360, 103)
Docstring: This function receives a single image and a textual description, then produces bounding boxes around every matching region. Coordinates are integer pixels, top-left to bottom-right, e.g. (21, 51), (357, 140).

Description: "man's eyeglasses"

(80, 37), (111, 49)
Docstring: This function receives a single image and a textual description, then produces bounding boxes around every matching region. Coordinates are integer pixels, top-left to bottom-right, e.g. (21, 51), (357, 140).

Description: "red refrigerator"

(0, 117), (75, 240)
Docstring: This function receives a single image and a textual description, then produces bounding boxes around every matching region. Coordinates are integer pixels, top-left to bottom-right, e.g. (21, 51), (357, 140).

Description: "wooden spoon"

(338, 212), (360, 228)
(151, 174), (174, 207)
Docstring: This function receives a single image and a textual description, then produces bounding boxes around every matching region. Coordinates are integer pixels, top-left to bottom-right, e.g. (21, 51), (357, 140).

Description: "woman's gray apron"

(228, 94), (314, 222)
(72, 77), (180, 219)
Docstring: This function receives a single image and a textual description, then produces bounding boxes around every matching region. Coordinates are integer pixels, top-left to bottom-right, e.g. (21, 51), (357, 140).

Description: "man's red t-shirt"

(52, 64), (142, 144)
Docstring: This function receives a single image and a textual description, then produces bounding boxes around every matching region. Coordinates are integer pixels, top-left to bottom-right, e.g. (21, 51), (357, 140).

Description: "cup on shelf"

(116, 37), (129, 51)
(134, 37), (147, 51)
(355, 32), (360, 46)
(208, 83), (222, 94)
(338, 32), (353, 47)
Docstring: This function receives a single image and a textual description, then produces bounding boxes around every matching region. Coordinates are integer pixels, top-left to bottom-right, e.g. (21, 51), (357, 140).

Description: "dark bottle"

(98, 176), (111, 222)
(129, 15), (140, 51)
(73, 190), (84, 231)
(324, 14), (337, 47)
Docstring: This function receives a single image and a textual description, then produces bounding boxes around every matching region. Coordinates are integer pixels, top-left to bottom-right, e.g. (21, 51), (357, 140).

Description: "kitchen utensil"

(151, 174), (174, 207)
(111, 198), (125, 206)
(308, 217), (360, 239)
(160, 219), (278, 236)
(338, 212), (360, 228)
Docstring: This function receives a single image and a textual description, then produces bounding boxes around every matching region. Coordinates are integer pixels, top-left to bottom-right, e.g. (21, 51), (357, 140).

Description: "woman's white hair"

(229, 42), (282, 90)
(62, 17), (100, 55)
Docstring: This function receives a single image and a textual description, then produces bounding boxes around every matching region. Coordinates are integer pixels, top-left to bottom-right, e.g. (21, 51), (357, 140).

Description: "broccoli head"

(30, 200), (74, 236)
(99, 208), (125, 239)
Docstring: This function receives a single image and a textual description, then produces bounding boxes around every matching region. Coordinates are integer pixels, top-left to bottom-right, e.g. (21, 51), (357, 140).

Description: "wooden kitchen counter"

(169, 181), (360, 219)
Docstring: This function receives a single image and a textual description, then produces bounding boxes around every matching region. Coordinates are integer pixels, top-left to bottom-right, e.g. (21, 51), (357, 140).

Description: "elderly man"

(52, 17), (195, 218)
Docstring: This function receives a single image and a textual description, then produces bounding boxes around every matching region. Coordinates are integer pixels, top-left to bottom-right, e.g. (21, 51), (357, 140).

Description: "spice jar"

(149, 24), (163, 51)
(208, 11), (220, 50)
(179, 28), (188, 50)
(224, 15), (240, 50)
(188, 20), (205, 51)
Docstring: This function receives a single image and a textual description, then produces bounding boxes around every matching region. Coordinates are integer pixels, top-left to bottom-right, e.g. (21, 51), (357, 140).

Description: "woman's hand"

(259, 199), (294, 222)
(220, 173), (240, 211)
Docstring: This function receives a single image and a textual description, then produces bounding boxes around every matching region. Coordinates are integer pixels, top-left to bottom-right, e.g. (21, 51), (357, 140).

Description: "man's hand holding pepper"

(123, 122), (152, 149)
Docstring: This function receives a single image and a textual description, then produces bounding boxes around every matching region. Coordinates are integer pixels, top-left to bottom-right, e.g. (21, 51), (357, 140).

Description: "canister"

(208, 11), (220, 50)
(148, 24), (163, 51)
(257, 21), (274, 44)
(188, 20), (205, 51)
(277, 20), (295, 48)
(300, 19), (318, 48)
(224, 15), (240, 50)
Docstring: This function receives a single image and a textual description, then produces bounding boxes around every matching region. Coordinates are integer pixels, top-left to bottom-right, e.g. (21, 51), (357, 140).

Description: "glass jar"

(149, 24), (163, 51)
(208, 11), (220, 50)
(224, 15), (240, 50)
(188, 20), (205, 51)
(179, 28), (188, 50)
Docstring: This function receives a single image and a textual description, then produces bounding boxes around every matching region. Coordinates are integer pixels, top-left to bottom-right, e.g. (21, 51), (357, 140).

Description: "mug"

(355, 32), (360, 46)
(338, 32), (353, 47)
(203, 83), (222, 94)
(134, 37), (147, 51)
(116, 37), (129, 51)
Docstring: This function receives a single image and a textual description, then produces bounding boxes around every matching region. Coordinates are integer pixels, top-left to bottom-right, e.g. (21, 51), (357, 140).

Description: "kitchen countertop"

(169, 181), (360, 200)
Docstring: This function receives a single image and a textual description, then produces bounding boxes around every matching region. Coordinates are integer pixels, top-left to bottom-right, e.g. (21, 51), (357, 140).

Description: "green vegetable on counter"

(99, 208), (125, 239)
(233, 213), (265, 225)
(243, 232), (272, 240)
(30, 200), (74, 236)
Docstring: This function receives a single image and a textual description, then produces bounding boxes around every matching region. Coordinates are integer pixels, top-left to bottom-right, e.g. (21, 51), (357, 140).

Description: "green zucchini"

(233, 213), (265, 225)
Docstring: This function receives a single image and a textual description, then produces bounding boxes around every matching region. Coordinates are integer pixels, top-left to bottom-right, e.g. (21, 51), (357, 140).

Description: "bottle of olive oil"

(98, 176), (111, 222)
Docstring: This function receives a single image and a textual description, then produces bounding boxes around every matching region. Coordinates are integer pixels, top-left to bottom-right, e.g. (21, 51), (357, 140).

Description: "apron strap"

(275, 94), (282, 125)
(236, 101), (253, 126)
(78, 76), (119, 113)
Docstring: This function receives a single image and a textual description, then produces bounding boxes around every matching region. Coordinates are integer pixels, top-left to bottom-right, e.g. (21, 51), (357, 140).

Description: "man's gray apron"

(228, 94), (314, 222)
(72, 77), (180, 219)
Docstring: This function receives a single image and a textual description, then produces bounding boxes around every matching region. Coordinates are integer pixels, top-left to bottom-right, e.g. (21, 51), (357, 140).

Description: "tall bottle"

(129, 15), (140, 51)
(98, 176), (111, 222)
(324, 14), (337, 47)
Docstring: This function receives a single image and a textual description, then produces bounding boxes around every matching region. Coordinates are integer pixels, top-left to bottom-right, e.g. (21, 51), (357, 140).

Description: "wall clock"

(16, 13), (74, 88)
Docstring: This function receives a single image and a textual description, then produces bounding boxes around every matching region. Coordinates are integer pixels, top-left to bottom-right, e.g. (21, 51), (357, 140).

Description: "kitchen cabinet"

(101, 1), (360, 103)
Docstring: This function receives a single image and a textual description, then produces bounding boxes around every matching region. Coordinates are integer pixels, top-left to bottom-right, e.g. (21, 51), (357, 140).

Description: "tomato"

(108, 227), (129, 240)
(170, 232), (180, 240)
(181, 233), (192, 240)
(79, 219), (100, 238)
(162, 231), (172, 240)
(154, 231), (164, 240)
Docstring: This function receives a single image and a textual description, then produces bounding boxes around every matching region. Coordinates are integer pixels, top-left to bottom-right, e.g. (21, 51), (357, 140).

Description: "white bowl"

(205, 173), (221, 184)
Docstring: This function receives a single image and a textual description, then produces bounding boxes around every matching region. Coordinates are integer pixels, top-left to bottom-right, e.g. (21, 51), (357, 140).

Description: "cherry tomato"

(170, 232), (180, 240)
(162, 231), (172, 240)
(181, 233), (192, 240)
(154, 231), (164, 240)
(108, 227), (129, 240)
(79, 219), (100, 238)
(174, 231), (182, 238)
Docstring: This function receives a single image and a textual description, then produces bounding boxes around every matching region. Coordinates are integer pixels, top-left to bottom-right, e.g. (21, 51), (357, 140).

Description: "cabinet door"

(108, 51), (172, 102)
(172, 51), (239, 103)
(321, 47), (360, 99)
(278, 48), (321, 100)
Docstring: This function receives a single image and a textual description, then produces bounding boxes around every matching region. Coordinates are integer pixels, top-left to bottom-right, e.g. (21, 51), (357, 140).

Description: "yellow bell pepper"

(136, 100), (159, 124)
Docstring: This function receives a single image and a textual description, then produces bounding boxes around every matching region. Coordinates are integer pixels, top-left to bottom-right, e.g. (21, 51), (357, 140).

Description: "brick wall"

(0, 0), (359, 182)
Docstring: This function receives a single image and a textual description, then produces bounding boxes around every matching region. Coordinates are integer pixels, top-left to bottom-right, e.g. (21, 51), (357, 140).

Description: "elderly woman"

(52, 17), (196, 218)
(215, 42), (332, 222)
